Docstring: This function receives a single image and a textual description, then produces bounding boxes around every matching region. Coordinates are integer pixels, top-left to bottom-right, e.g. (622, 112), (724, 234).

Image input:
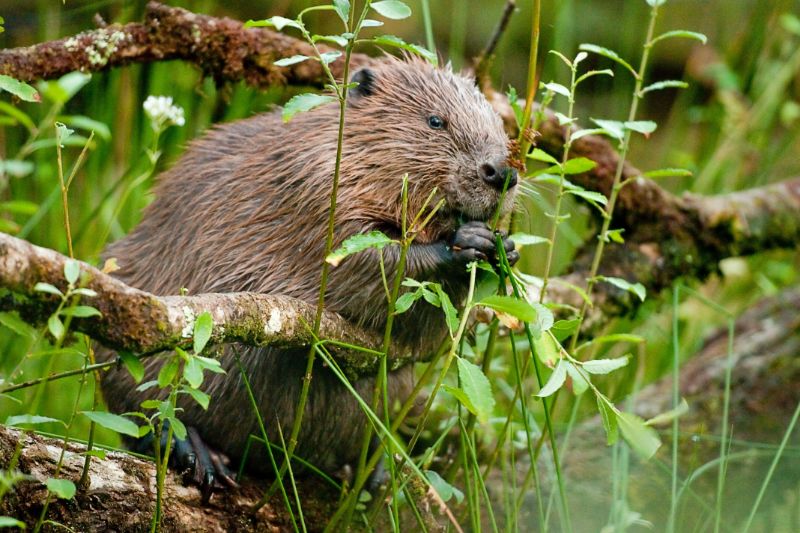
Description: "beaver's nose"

(480, 163), (518, 191)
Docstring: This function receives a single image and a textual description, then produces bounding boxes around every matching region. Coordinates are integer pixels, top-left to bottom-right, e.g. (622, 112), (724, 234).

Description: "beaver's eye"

(427, 115), (446, 130)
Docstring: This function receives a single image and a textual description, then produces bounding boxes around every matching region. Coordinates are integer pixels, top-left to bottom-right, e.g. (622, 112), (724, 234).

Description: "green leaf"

(394, 291), (420, 314)
(506, 85), (523, 129)
(606, 228), (625, 243)
(527, 148), (559, 165)
(624, 120), (657, 136)
(591, 118), (625, 140)
(642, 167), (692, 179)
(140, 399), (161, 410)
(536, 360), (567, 397)
(508, 233), (549, 248)
(184, 357), (204, 389)
(531, 303), (554, 334)
(443, 384), (479, 416)
(533, 331), (561, 367)
(0, 312), (37, 339)
(72, 287), (98, 298)
(5, 414), (64, 427)
(543, 82), (570, 98)
(326, 230), (394, 266)
(597, 395), (619, 445)
(568, 188), (608, 207)
(83, 449), (107, 459)
(0, 159), (34, 178)
(314, 34), (349, 47)
(0, 200), (38, 215)
(282, 93), (335, 122)
(426, 470), (464, 504)
(433, 285), (459, 336)
(596, 276), (646, 302)
(38, 72), (91, 105)
(617, 411), (662, 459)
(478, 295), (537, 322)
(34, 282), (63, 297)
(194, 355), (226, 374)
(646, 0), (667, 5)
(193, 311), (213, 353)
(0, 516), (26, 528)
(168, 416), (187, 440)
(0, 100), (36, 132)
(562, 157), (597, 175)
(781, 13), (800, 36)
(581, 356), (630, 375)
(60, 306), (101, 318)
(579, 43), (637, 78)
(576, 69), (614, 85)
(0, 74), (40, 102)
(57, 114), (111, 141)
(157, 358), (180, 388)
(456, 358), (495, 424)
(81, 411), (140, 438)
(569, 128), (609, 142)
(245, 16), (303, 31)
(371, 0), (412, 20)
(554, 112), (575, 126)
(646, 398), (689, 426)
(46, 478), (76, 500)
(564, 361), (590, 395)
(547, 50), (572, 68)
(183, 387), (210, 410)
(119, 351), (144, 383)
(47, 314), (65, 341)
(640, 80), (689, 95)
(333, 0), (350, 23)
(371, 35), (437, 65)
(361, 19), (384, 27)
(136, 380), (159, 393)
(274, 55), (311, 67)
(318, 51), (342, 65)
(551, 319), (580, 342)
(650, 30), (707, 47)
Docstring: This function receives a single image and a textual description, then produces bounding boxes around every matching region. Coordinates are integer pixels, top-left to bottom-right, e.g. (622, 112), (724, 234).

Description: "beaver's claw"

(134, 423), (239, 504)
(450, 221), (518, 267)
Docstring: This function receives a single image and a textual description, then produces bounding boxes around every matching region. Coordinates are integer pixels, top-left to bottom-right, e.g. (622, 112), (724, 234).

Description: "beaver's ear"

(350, 68), (376, 98)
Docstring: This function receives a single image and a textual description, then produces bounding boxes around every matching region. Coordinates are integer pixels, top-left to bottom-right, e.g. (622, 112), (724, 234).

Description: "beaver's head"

(344, 56), (516, 227)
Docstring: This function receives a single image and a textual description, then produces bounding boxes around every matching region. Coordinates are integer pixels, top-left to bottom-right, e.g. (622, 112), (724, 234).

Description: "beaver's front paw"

(450, 221), (518, 266)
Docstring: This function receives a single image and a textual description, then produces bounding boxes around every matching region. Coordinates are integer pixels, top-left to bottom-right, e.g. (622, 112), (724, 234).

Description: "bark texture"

(0, 231), (395, 381)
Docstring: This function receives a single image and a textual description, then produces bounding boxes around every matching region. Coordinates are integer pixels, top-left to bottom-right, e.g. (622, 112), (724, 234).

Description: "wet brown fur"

(98, 56), (513, 475)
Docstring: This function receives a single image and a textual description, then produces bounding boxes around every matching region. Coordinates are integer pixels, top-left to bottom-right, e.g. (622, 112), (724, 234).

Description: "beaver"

(98, 55), (518, 495)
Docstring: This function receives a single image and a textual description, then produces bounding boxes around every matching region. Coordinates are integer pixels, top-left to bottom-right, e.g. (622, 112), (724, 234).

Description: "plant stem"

(516, 0), (541, 158)
(539, 61), (579, 302)
(567, 2), (660, 354)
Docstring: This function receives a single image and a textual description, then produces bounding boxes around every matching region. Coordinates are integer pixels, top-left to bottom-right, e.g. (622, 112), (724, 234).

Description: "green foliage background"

(1, 0), (799, 530)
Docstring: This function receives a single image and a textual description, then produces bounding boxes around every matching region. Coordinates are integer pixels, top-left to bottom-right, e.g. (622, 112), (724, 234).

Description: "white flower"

(143, 95), (186, 129)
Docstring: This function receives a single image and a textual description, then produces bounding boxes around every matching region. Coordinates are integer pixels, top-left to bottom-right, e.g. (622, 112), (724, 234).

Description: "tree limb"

(0, 425), (338, 531)
(0, 232), (403, 380)
(0, 1), (373, 88)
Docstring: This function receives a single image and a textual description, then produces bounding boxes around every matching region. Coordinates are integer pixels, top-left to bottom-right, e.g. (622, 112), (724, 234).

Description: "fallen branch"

(525, 175), (800, 331)
(0, 232), (400, 381)
(0, 425), (336, 531)
(0, 2), (373, 88)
